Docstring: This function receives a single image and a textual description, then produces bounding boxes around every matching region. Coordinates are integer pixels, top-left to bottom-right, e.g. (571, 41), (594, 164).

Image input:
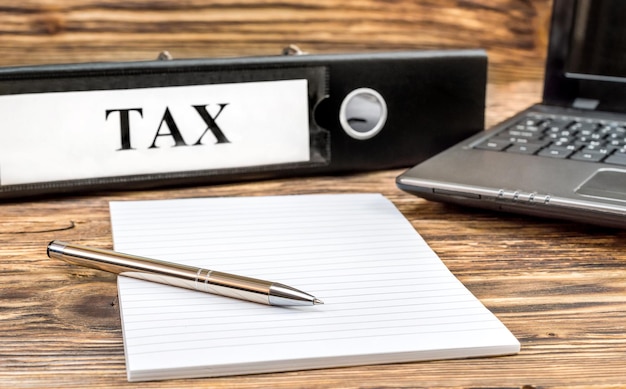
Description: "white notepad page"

(110, 194), (519, 382)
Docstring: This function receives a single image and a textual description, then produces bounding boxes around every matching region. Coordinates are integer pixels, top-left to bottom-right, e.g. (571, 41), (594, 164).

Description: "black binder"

(0, 50), (486, 198)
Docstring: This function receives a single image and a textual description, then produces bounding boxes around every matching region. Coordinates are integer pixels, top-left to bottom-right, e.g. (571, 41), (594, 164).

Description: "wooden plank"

(0, 0), (552, 83)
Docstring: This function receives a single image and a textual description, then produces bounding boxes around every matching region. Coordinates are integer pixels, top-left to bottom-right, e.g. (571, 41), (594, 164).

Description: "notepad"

(110, 194), (520, 382)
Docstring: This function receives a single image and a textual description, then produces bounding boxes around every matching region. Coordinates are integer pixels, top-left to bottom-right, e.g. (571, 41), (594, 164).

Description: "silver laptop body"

(397, 0), (626, 228)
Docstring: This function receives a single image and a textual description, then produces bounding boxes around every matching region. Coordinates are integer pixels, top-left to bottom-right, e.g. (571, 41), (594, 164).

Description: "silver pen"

(47, 240), (323, 306)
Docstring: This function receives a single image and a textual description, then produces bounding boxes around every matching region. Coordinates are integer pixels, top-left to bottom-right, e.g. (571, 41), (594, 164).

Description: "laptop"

(397, 0), (626, 229)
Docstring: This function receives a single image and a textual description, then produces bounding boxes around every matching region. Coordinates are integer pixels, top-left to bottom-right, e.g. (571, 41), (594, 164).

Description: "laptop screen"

(566, 0), (626, 82)
(543, 0), (626, 112)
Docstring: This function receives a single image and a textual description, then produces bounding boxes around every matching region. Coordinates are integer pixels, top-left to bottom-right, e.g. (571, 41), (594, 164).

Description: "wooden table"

(2, 80), (626, 388)
(2, 0), (626, 387)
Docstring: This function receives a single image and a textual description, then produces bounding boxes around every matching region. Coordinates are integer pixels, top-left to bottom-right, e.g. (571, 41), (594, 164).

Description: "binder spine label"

(0, 79), (310, 185)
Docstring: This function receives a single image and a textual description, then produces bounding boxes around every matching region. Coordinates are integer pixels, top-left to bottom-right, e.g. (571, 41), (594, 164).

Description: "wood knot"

(52, 282), (120, 332)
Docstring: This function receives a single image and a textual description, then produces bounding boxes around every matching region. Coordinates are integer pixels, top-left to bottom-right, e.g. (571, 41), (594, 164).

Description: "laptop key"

(583, 145), (616, 154)
(474, 138), (510, 151)
(605, 151), (626, 166)
(538, 146), (574, 158)
(571, 122), (599, 133)
(507, 129), (543, 139)
(544, 118), (574, 129)
(552, 140), (579, 150)
(506, 144), (542, 154)
(570, 150), (607, 162)
(494, 135), (549, 146)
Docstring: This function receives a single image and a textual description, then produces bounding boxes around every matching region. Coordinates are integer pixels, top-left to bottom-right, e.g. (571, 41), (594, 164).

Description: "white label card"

(0, 79), (310, 185)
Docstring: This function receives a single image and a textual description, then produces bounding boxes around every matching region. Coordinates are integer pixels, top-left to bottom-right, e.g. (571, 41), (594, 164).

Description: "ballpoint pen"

(47, 240), (323, 306)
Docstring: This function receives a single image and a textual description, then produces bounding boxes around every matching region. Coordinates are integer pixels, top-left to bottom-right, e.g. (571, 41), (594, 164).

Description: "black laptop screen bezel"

(543, 0), (626, 113)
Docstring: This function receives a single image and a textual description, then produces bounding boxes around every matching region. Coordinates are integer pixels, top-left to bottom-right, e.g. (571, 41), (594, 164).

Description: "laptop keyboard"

(474, 113), (626, 165)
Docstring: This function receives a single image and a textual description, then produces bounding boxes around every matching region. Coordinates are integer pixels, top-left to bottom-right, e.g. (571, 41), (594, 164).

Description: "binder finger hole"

(339, 88), (387, 140)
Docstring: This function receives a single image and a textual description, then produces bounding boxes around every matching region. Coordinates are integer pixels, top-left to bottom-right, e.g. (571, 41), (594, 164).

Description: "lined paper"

(110, 194), (519, 381)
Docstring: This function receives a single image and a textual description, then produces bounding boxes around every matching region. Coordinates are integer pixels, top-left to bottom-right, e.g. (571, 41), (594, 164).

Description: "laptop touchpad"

(576, 170), (626, 202)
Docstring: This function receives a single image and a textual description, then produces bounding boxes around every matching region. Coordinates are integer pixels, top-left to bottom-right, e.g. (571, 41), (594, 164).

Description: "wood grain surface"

(0, 0), (552, 83)
(2, 1), (626, 388)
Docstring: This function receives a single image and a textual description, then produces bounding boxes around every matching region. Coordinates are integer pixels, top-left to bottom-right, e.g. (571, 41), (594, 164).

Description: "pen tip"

(313, 298), (324, 305)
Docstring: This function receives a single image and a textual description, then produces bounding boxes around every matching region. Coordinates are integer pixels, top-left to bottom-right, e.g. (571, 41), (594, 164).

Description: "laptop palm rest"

(576, 170), (626, 202)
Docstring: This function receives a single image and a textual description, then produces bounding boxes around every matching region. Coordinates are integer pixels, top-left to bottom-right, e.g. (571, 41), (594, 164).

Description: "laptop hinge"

(572, 98), (599, 110)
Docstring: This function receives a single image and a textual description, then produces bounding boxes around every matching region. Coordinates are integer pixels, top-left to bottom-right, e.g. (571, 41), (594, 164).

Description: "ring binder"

(0, 49), (486, 198)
